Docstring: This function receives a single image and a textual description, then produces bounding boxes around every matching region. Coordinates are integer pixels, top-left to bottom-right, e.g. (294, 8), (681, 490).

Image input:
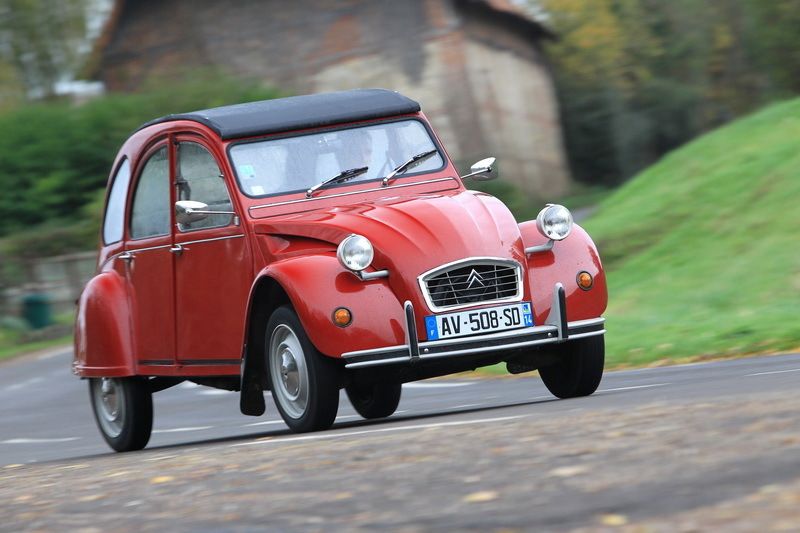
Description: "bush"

(0, 74), (282, 238)
(0, 315), (29, 332)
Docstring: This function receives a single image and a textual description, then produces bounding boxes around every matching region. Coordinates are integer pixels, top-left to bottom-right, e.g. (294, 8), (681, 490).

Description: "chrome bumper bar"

(342, 283), (605, 369)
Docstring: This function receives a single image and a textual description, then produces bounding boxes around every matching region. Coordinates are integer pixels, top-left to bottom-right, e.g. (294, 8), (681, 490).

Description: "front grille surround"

(418, 257), (524, 313)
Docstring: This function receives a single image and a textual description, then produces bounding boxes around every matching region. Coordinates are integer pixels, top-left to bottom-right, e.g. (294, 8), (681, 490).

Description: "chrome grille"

(420, 259), (522, 312)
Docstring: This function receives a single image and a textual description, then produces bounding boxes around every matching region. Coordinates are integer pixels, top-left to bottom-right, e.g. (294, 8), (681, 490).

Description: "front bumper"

(342, 282), (605, 369)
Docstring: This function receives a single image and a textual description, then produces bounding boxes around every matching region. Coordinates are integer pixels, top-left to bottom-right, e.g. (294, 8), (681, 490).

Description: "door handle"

(118, 252), (134, 263)
(170, 244), (186, 255)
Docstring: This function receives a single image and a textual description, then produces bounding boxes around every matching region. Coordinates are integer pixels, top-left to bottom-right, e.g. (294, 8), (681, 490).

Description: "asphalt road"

(2, 349), (800, 531)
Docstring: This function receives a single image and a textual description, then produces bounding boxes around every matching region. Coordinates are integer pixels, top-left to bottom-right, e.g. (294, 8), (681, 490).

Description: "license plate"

(425, 302), (533, 341)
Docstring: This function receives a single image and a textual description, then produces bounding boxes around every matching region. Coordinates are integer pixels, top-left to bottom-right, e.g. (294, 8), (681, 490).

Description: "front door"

(125, 144), (176, 365)
(172, 138), (252, 364)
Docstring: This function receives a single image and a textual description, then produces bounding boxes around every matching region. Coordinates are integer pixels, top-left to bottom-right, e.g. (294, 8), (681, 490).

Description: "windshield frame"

(226, 117), (447, 200)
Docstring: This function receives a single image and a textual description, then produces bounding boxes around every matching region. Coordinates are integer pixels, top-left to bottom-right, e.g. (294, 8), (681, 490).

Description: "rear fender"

(73, 271), (135, 377)
(519, 222), (608, 324)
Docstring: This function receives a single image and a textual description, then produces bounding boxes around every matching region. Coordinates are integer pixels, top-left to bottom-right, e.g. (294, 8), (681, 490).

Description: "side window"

(103, 158), (131, 244)
(130, 147), (170, 240)
(177, 142), (233, 231)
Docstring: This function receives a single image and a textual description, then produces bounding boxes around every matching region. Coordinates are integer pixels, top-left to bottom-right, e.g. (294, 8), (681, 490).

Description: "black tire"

(539, 335), (604, 399)
(346, 382), (402, 419)
(266, 305), (340, 433)
(88, 377), (153, 452)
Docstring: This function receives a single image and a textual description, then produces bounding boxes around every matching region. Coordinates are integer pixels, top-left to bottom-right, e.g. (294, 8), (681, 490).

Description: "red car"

(74, 89), (607, 452)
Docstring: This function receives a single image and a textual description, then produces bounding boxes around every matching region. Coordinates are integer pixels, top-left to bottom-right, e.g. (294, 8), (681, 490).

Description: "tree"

(537, 0), (799, 185)
(743, 0), (800, 95)
(0, 57), (23, 109)
(0, 0), (90, 99)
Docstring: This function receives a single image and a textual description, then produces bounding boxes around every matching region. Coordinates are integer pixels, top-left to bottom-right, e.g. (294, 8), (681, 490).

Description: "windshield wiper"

(306, 166), (369, 198)
(381, 149), (438, 187)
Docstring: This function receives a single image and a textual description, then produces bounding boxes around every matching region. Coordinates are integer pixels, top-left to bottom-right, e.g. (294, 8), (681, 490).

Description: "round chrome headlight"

(337, 234), (374, 272)
(536, 204), (573, 241)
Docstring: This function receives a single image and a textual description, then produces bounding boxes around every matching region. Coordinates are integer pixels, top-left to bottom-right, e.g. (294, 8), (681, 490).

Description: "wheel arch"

(74, 271), (136, 377)
(239, 256), (407, 415)
(519, 221), (608, 324)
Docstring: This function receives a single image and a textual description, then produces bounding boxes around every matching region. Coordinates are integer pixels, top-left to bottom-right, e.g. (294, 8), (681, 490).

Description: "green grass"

(581, 98), (800, 366)
(553, 183), (614, 211)
(0, 311), (74, 362)
(0, 334), (72, 362)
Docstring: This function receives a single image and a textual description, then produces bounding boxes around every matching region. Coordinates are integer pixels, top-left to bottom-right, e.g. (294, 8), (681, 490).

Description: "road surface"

(1, 348), (799, 531)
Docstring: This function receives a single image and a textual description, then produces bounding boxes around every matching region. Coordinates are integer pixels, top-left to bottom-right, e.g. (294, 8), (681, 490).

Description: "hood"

(254, 190), (527, 277)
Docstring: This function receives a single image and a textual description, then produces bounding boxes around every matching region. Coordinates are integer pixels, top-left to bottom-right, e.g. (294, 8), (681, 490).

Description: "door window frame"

(102, 157), (132, 246)
(127, 140), (174, 242)
(173, 135), (239, 234)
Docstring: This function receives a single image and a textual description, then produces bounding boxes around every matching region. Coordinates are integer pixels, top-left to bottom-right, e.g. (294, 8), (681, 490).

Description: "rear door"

(125, 143), (176, 366)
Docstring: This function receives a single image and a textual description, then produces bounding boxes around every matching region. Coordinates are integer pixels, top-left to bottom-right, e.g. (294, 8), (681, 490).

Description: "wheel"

(346, 382), (402, 419)
(267, 305), (340, 433)
(89, 377), (153, 452)
(539, 335), (604, 399)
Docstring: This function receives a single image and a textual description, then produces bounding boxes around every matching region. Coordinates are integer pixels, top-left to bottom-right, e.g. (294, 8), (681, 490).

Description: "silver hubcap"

(269, 324), (309, 419)
(92, 378), (125, 438)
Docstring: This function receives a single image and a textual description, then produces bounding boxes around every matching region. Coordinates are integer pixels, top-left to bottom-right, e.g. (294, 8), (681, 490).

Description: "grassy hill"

(582, 98), (800, 366)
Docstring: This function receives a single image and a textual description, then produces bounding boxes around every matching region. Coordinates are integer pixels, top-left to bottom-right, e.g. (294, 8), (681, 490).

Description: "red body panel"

(519, 222), (608, 325)
(255, 256), (406, 356)
(74, 110), (608, 377)
(127, 236), (175, 366)
(174, 227), (251, 362)
(248, 192), (606, 356)
(74, 270), (135, 377)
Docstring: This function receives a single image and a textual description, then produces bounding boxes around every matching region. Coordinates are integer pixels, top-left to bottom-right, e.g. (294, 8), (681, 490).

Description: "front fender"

(259, 255), (406, 357)
(519, 221), (608, 324)
(73, 271), (135, 377)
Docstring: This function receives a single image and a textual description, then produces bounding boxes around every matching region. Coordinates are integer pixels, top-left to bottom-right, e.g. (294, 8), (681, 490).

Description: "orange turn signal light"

(333, 307), (353, 327)
(577, 271), (594, 290)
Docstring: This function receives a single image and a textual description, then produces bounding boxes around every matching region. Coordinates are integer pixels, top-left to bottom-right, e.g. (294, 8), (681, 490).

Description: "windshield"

(229, 119), (444, 197)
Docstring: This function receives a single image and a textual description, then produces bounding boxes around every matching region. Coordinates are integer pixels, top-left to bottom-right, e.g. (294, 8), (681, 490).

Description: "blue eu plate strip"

(425, 316), (439, 341)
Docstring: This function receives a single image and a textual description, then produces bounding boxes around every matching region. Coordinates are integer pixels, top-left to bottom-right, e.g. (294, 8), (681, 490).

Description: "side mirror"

(460, 157), (497, 181)
(175, 200), (209, 225)
(175, 200), (237, 227)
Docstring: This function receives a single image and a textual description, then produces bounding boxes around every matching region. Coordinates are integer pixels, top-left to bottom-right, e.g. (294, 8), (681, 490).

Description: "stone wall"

(2, 251), (97, 320)
(97, 0), (570, 196)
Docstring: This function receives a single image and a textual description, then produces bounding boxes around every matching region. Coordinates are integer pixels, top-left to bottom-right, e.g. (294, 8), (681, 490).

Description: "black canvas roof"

(138, 88), (421, 140)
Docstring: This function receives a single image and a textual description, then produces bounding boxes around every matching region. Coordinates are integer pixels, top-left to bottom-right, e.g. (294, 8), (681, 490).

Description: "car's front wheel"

(89, 377), (153, 452)
(346, 382), (402, 419)
(267, 305), (340, 433)
(539, 335), (604, 399)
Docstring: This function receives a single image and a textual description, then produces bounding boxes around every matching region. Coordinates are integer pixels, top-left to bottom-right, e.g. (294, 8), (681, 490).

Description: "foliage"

(539, 0), (800, 185)
(582, 97), (800, 365)
(745, 1), (800, 95)
(0, 76), (282, 239)
(0, 0), (94, 100)
(468, 179), (541, 222)
(0, 310), (73, 361)
(0, 331), (73, 361)
(0, 57), (23, 109)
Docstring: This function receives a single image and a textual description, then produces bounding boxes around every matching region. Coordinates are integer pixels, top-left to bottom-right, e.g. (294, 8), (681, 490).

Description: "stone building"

(87, 0), (570, 197)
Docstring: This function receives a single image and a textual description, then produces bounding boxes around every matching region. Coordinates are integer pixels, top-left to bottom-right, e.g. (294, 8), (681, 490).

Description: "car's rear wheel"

(539, 335), (604, 399)
(89, 377), (152, 452)
(267, 305), (340, 433)
(346, 382), (402, 419)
